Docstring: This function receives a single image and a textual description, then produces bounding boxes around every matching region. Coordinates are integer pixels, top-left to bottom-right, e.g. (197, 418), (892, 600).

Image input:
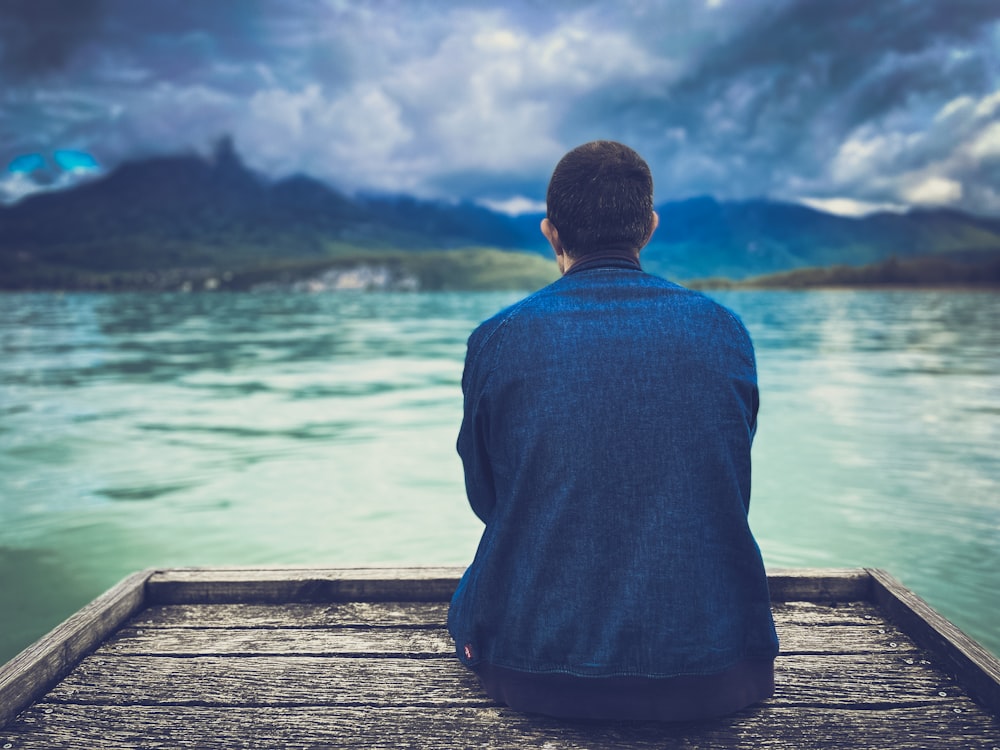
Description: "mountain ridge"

(3, 140), (1000, 289)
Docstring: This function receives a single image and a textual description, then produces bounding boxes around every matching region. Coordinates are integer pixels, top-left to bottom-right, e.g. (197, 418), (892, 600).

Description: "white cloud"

(829, 131), (918, 185)
(798, 196), (907, 217)
(901, 175), (963, 205)
(934, 95), (974, 121)
(381, 9), (665, 174)
(239, 82), (414, 192)
(52, 165), (102, 189)
(97, 82), (240, 160)
(227, 7), (669, 197)
(0, 165), (102, 205)
(966, 121), (1000, 160)
(818, 87), (1000, 214)
(478, 195), (546, 215)
(973, 90), (1000, 119)
(0, 172), (44, 204)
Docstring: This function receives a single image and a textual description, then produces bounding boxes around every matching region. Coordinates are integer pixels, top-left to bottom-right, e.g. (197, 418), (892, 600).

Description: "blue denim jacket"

(448, 256), (779, 679)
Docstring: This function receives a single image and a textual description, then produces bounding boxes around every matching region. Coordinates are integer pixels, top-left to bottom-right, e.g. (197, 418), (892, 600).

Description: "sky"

(1, 0), (999, 217)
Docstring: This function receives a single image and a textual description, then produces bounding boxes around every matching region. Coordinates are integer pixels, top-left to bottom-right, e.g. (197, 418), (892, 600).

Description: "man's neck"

(562, 250), (641, 275)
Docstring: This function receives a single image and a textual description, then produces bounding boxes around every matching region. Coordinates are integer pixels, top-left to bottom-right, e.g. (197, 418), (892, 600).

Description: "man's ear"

(640, 211), (660, 250)
(540, 218), (564, 257)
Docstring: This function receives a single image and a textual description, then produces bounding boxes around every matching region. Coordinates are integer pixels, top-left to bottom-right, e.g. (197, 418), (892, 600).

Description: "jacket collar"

(564, 251), (642, 276)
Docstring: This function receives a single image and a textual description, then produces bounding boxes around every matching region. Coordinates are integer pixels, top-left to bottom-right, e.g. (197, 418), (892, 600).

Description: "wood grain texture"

(765, 568), (872, 602)
(143, 567), (873, 605)
(131, 600), (886, 630)
(42, 652), (966, 709)
(134, 601), (452, 629)
(97, 621), (911, 658)
(101, 626), (456, 657)
(145, 566), (465, 604)
(5, 703), (999, 750)
(4, 567), (999, 750)
(868, 567), (1000, 715)
(0, 569), (151, 727)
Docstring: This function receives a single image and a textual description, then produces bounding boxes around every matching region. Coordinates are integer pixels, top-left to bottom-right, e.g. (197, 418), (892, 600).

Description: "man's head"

(542, 140), (658, 270)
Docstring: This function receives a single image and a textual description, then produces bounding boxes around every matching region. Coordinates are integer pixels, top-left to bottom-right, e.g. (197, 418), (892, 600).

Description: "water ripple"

(0, 289), (997, 663)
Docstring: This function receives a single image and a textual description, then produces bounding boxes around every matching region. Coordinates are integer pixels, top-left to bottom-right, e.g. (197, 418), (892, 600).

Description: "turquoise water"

(1, 289), (997, 662)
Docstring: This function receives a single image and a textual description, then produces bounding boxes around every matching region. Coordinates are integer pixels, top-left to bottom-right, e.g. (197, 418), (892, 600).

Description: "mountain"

(0, 138), (539, 274)
(2, 140), (1000, 289)
(638, 196), (1000, 280)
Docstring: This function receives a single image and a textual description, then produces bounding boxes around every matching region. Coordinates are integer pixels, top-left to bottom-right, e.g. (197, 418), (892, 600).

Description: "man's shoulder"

(469, 271), (750, 347)
(472, 281), (562, 330)
(466, 290), (538, 348)
(594, 270), (748, 325)
(630, 272), (748, 326)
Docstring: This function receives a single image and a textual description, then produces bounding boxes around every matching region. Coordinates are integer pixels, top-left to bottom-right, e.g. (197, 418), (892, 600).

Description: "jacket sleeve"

(456, 324), (499, 524)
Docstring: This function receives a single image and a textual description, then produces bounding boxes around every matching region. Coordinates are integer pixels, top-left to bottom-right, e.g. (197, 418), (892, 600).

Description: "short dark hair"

(545, 140), (654, 258)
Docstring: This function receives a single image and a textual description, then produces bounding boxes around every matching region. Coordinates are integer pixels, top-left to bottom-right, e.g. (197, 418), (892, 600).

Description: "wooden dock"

(1, 567), (998, 748)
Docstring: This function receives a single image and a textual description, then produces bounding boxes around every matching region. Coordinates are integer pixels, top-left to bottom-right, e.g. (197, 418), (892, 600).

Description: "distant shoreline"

(0, 248), (559, 294)
(3, 248), (999, 293)
(5, 279), (997, 294)
(689, 279), (1000, 292)
(686, 251), (1000, 292)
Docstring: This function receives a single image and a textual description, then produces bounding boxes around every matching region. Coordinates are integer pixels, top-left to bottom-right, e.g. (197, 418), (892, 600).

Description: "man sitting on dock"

(448, 140), (779, 721)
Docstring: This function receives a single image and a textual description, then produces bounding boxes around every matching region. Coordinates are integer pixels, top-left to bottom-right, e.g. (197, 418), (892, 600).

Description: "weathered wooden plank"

(4, 565), (997, 750)
(5, 703), (998, 750)
(776, 622), (914, 655)
(0, 569), (151, 727)
(102, 626), (455, 656)
(868, 567), (1000, 715)
(144, 567), (874, 605)
(765, 568), (871, 602)
(43, 653), (969, 709)
(133, 601), (452, 628)
(774, 600), (885, 626)
(45, 655), (490, 707)
(99, 621), (913, 658)
(145, 567), (464, 604)
(131, 600), (886, 630)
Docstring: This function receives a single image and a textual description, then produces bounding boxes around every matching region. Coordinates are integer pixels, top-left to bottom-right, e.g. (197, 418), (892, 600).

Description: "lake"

(0, 288), (997, 663)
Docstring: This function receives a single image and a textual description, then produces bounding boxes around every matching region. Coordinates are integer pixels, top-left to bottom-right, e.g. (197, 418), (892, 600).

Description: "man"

(448, 141), (778, 721)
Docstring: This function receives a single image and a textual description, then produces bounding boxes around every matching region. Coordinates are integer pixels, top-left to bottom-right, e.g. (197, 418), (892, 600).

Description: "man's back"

(449, 140), (777, 720)
(449, 258), (778, 684)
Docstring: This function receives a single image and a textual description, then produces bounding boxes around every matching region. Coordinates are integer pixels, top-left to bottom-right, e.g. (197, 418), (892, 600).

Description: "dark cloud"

(1, 0), (998, 215)
(554, 0), (1000, 212)
(0, 0), (105, 75)
(682, 0), (998, 91)
(665, 0), (999, 136)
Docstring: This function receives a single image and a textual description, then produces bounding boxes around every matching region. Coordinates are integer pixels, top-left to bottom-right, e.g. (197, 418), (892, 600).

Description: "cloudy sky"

(1, 0), (999, 216)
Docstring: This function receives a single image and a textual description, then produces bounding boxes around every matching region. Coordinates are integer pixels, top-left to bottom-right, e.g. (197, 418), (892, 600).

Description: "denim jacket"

(448, 256), (779, 679)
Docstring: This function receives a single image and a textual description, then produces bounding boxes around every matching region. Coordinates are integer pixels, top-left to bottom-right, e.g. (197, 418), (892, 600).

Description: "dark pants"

(473, 658), (775, 721)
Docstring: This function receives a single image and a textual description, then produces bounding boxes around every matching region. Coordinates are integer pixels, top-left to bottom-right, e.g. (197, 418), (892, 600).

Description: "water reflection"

(0, 289), (997, 665)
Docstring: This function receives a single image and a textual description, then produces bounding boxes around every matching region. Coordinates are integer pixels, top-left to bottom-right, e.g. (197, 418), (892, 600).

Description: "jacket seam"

(472, 289), (549, 393)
